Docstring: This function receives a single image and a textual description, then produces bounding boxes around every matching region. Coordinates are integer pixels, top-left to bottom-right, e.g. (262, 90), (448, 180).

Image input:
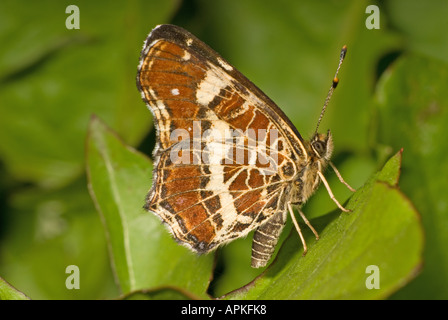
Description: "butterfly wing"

(137, 24), (305, 253)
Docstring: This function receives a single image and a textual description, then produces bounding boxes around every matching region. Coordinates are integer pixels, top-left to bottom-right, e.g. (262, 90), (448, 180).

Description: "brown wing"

(137, 24), (303, 253)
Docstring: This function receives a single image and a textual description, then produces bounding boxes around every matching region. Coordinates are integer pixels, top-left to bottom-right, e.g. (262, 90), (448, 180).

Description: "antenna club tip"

(340, 45), (347, 59)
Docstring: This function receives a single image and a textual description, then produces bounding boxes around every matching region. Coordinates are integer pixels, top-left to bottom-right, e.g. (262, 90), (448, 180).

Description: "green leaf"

(374, 54), (448, 299)
(86, 116), (214, 298)
(0, 276), (29, 300)
(223, 151), (423, 299)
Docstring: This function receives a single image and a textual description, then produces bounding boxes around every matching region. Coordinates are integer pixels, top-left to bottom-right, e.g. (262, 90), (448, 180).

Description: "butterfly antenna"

(314, 45), (347, 135)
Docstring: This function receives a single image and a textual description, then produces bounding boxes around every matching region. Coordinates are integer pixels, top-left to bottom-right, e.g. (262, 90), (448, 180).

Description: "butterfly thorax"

(290, 130), (333, 205)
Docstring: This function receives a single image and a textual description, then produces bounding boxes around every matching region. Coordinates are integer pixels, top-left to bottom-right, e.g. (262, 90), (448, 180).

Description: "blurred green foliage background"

(0, 0), (447, 299)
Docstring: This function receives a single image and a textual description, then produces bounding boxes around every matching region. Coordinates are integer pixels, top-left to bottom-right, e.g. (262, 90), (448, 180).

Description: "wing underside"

(137, 24), (302, 253)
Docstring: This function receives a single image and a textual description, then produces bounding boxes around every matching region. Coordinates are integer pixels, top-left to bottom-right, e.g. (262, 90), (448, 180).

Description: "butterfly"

(136, 24), (354, 268)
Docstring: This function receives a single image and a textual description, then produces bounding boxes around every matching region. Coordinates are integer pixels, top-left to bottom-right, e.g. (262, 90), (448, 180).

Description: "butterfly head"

(310, 129), (333, 162)
(290, 130), (333, 205)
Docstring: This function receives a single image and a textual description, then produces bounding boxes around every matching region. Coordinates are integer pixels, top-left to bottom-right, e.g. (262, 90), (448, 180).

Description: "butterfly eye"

(312, 140), (327, 157)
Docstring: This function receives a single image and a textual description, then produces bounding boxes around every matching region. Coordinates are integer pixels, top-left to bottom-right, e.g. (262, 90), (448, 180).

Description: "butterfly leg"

(297, 208), (319, 241)
(317, 171), (351, 212)
(329, 161), (356, 192)
(287, 202), (309, 255)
